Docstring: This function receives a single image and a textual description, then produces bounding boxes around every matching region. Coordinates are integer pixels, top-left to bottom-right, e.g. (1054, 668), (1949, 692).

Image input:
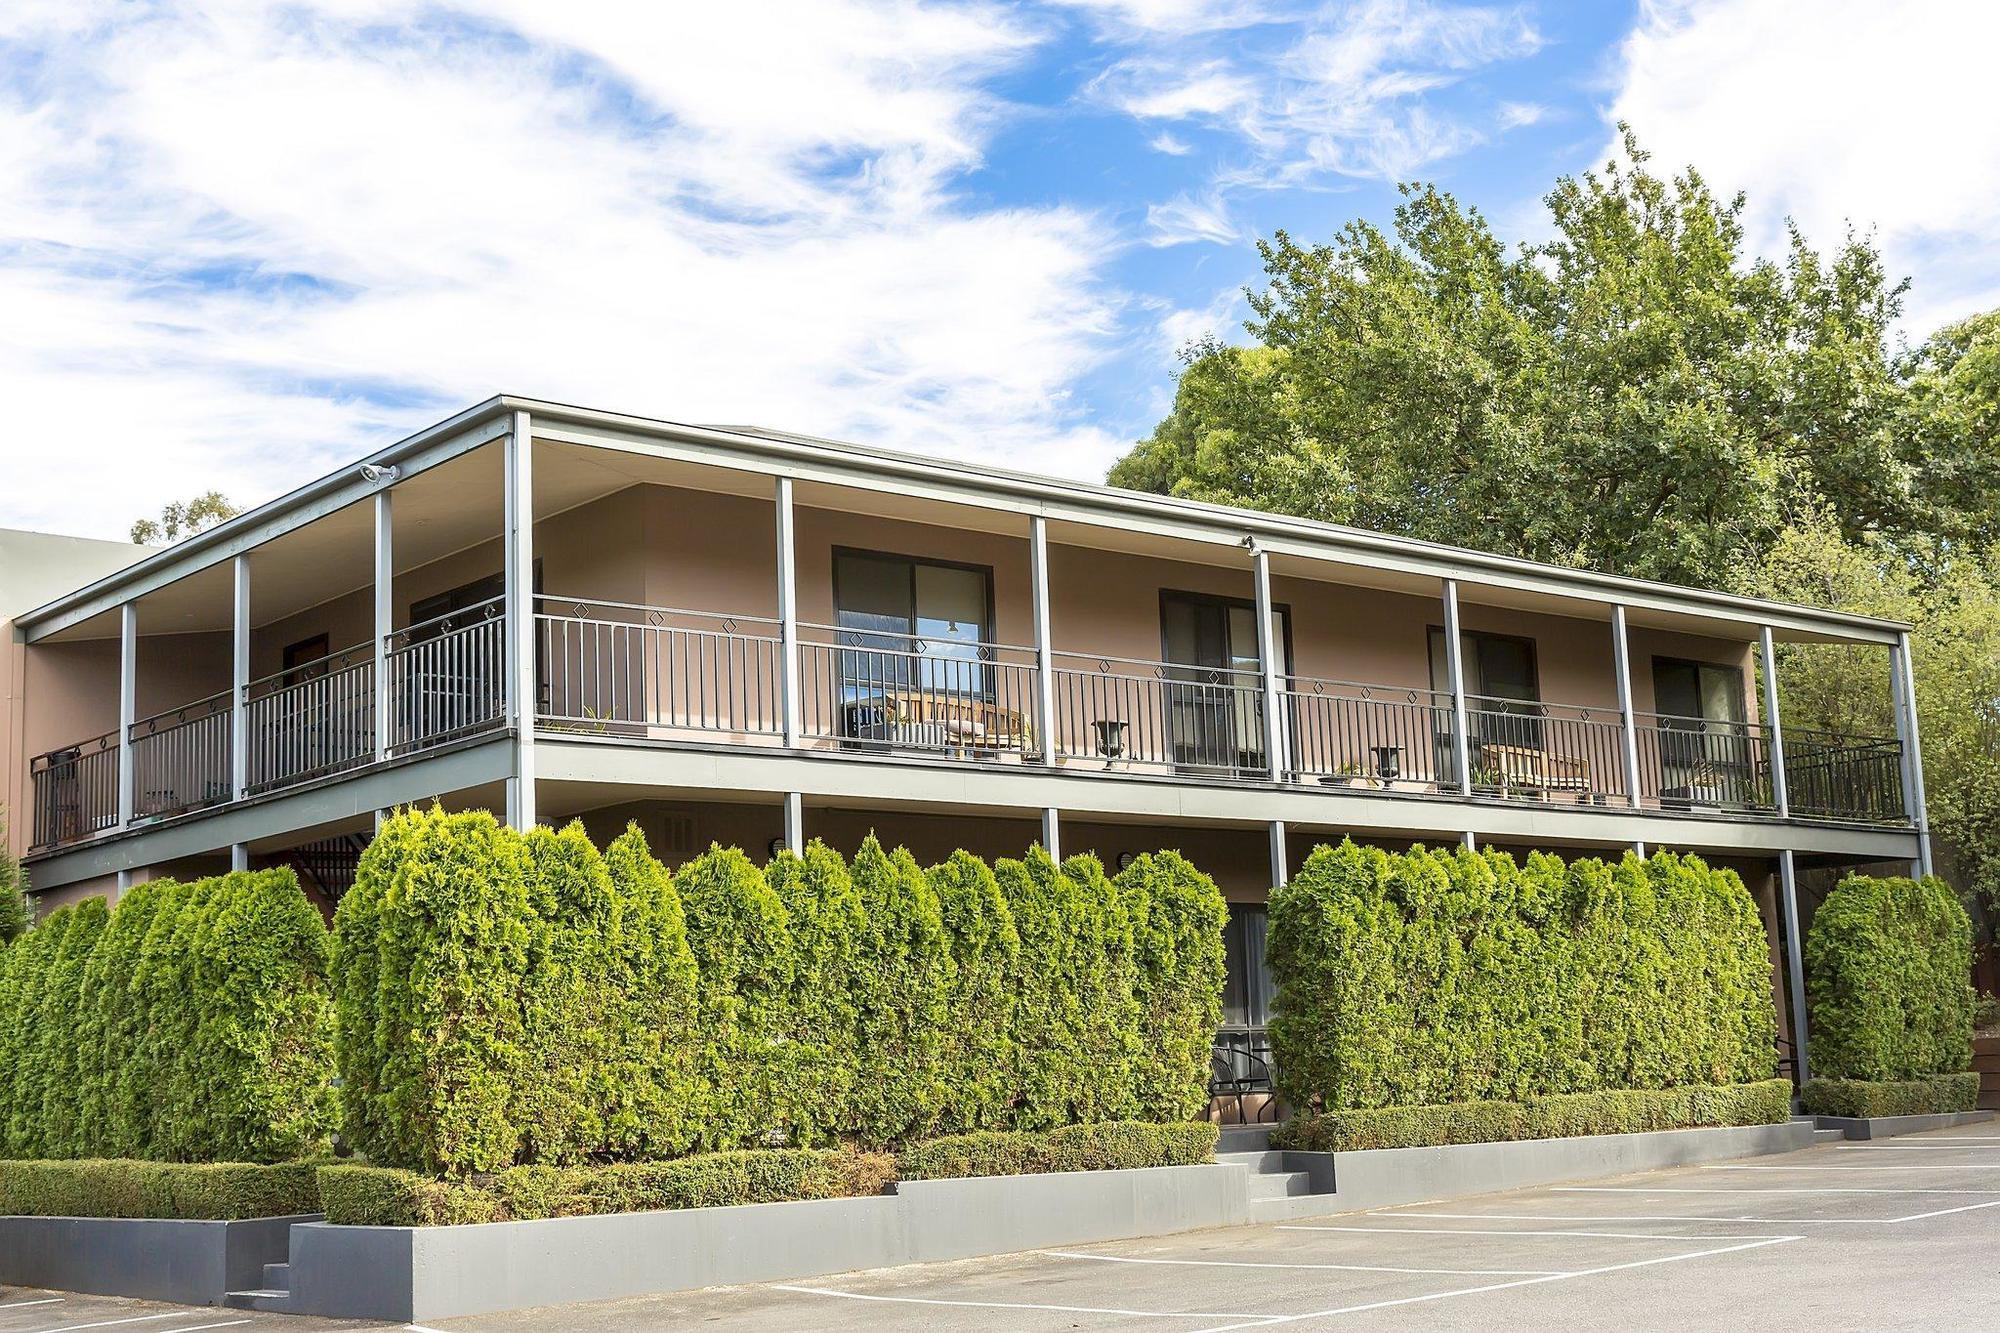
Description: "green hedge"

(1805, 874), (1974, 1082)
(849, 836), (952, 1146)
(767, 841), (864, 1147)
(0, 1159), (324, 1219)
(1268, 842), (1777, 1111)
(895, 1121), (1220, 1180)
(0, 869), (334, 1164)
(318, 1149), (896, 1226)
(926, 851), (1020, 1133)
(1799, 1073), (1982, 1119)
(1274, 1079), (1794, 1152)
(1115, 852), (1228, 1123)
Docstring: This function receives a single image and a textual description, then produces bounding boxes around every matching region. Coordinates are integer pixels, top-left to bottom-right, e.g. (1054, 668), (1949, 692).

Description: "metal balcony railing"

(130, 690), (233, 820)
(245, 644), (374, 794)
(21, 596), (1919, 850)
(1051, 652), (1268, 775)
(537, 597), (783, 739)
(28, 728), (118, 850)
(799, 625), (1040, 758)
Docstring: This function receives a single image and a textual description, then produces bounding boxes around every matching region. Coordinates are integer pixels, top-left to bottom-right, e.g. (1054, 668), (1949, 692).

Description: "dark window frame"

(1425, 625), (1541, 703)
(1650, 655), (1747, 724)
(830, 546), (998, 649)
(1156, 587), (1295, 677)
(281, 633), (331, 685)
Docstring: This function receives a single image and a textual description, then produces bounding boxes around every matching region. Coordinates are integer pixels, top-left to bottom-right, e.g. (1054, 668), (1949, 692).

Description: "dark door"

(1161, 591), (1289, 772)
(1653, 658), (1751, 806)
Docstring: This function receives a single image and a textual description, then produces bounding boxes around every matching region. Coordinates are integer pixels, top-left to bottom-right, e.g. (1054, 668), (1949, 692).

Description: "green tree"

(130, 490), (239, 545)
(0, 816), (29, 944)
(601, 823), (702, 1159)
(926, 850), (1020, 1132)
(1114, 851), (1229, 1121)
(1111, 130), (1942, 591)
(847, 835), (953, 1146)
(766, 840), (863, 1146)
(675, 844), (796, 1150)
(515, 821), (617, 1165)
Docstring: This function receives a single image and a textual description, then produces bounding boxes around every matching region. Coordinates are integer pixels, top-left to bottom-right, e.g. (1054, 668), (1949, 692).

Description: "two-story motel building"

(4, 397), (1932, 1100)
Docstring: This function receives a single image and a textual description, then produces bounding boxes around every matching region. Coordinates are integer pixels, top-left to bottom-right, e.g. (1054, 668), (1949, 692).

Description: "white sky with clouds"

(1, 0), (1997, 539)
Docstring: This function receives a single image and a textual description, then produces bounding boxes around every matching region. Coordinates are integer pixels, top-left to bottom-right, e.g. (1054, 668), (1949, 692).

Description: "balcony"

(26, 595), (1910, 854)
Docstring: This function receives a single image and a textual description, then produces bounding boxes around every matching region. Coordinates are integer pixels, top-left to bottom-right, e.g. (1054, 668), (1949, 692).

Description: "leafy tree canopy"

(131, 491), (239, 545)
(1111, 129), (1998, 592)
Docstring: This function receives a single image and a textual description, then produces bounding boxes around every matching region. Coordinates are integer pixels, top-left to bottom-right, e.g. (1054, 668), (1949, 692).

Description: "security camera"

(360, 463), (399, 483)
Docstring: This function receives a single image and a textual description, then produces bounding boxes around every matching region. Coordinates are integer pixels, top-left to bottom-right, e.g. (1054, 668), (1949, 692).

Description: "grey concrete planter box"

(0, 1213), (313, 1306)
(1276, 1119), (1820, 1218)
(287, 1163), (1248, 1322)
(1815, 1109), (1995, 1140)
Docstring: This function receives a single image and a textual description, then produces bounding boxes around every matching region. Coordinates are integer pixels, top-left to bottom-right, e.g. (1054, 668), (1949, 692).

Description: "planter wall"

(0, 1213), (312, 1306)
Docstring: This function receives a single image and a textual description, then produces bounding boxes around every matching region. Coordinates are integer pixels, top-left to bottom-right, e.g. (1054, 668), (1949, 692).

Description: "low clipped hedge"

(318, 1148), (896, 1226)
(896, 1121), (1218, 1180)
(1799, 1073), (1982, 1119)
(1273, 1080), (1793, 1152)
(0, 1159), (324, 1219)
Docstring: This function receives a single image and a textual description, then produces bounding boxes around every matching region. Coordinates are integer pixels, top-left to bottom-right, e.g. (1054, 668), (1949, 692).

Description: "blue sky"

(2, 0), (1996, 539)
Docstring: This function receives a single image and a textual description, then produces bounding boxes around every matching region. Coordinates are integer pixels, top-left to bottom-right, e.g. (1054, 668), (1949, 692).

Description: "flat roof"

(14, 394), (1913, 644)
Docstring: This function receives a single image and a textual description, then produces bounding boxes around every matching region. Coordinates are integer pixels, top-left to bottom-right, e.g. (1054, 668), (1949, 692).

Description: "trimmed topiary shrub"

(0, 1159), (325, 1220)
(1274, 1079), (1794, 1152)
(847, 835), (953, 1147)
(74, 878), (177, 1157)
(896, 1121), (1219, 1180)
(364, 807), (534, 1175)
(996, 847), (1091, 1130)
(515, 821), (619, 1165)
(676, 843), (796, 1150)
(1799, 1072), (1981, 1118)
(1061, 853), (1142, 1124)
(1806, 873), (1975, 1083)
(766, 840), (863, 1147)
(37, 897), (108, 1159)
(926, 850), (1019, 1134)
(1113, 851), (1227, 1123)
(601, 823), (702, 1159)
(1268, 841), (1778, 1112)
(317, 1149), (895, 1225)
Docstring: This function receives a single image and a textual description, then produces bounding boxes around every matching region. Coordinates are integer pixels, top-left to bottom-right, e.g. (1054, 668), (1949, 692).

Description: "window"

(1159, 590), (1290, 771)
(832, 549), (994, 696)
(1220, 903), (1271, 1029)
(281, 633), (330, 685)
(1652, 657), (1754, 806)
(1426, 628), (1539, 702)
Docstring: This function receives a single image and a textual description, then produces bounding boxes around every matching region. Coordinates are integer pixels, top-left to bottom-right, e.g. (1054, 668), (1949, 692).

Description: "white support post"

(504, 411), (536, 830)
(1442, 579), (1472, 795)
(1632, 841), (1646, 859)
(1759, 626), (1790, 820)
(1040, 807), (1061, 860)
(231, 555), (250, 800)
(230, 843), (249, 873)
(1612, 605), (1642, 808)
(1892, 631), (1933, 877)
(1029, 515), (1058, 764)
(1778, 848), (1811, 1084)
(775, 477), (801, 748)
(373, 487), (394, 761)
(782, 791), (804, 855)
(1460, 830), (1476, 851)
(1252, 543), (1284, 781)
(117, 601), (137, 828)
(1268, 819), (1288, 886)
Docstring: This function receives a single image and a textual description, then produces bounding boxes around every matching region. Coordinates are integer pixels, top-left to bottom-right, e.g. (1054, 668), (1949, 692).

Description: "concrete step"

(1217, 1125), (1277, 1154)
(1247, 1193), (1347, 1223)
(1812, 1128), (1844, 1143)
(262, 1262), (291, 1287)
(1246, 1170), (1314, 1201)
(1217, 1150), (1288, 1173)
(224, 1289), (293, 1313)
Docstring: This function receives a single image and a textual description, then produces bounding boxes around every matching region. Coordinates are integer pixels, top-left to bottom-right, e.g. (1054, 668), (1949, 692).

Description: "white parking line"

(154, 1322), (250, 1333)
(1186, 1236), (1799, 1332)
(771, 1285), (1283, 1322)
(0, 1300), (64, 1311)
(1558, 1184), (2000, 1195)
(25, 1316), (186, 1333)
(1700, 1163), (2000, 1172)
(1399, 1211), (1887, 1225)
(1887, 1199), (2000, 1223)
(1835, 1144), (2000, 1151)
(1276, 1224), (1791, 1241)
(1035, 1250), (1568, 1277)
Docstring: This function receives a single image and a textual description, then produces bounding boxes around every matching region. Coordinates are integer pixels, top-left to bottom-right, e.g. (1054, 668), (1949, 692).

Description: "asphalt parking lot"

(7, 1123), (2000, 1332)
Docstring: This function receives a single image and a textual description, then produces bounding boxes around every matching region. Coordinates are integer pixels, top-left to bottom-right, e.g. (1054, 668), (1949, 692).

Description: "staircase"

(284, 834), (366, 902)
(1218, 1124), (1338, 1222)
(225, 1262), (293, 1313)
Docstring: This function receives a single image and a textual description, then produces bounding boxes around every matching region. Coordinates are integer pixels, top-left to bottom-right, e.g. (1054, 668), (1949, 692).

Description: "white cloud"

(1146, 191), (1245, 246)
(1091, 0), (1542, 186)
(1149, 131), (1195, 155)
(1049, 0), (1284, 36)
(1607, 0), (2000, 334)
(0, 0), (1125, 538)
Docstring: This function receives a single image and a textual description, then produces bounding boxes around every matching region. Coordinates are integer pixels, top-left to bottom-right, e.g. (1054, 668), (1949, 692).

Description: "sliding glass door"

(1160, 591), (1288, 772)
